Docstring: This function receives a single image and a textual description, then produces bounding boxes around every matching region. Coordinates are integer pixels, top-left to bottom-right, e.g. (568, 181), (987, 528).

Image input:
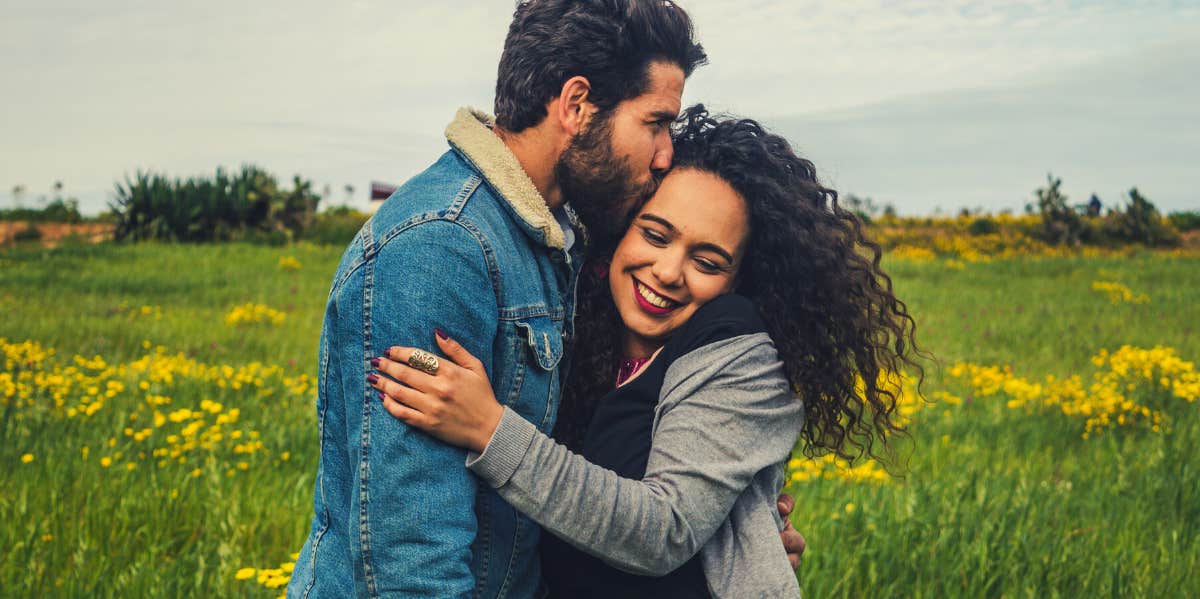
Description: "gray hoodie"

(466, 332), (805, 597)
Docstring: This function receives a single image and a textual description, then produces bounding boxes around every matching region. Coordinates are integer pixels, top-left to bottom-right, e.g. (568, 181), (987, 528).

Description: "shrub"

(301, 207), (370, 246)
(843, 194), (878, 224)
(1167, 210), (1200, 232)
(13, 223), (43, 242)
(0, 198), (83, 223)
(1100, 188), (1180, 248)
(967, 217), (1000, 236)
(1033, 174), (1086, 246)
(110, 166), (321, 243)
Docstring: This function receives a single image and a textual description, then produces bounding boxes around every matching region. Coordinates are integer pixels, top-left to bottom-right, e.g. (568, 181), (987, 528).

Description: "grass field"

(2, 241), (1197, 597)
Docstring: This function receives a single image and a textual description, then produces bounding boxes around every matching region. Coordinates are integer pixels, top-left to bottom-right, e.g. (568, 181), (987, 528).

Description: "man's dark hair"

(495, 0), (707, 132)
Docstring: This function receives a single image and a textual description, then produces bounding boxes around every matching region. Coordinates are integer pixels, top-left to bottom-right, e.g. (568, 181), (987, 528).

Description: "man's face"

(556, 61), (685, 248)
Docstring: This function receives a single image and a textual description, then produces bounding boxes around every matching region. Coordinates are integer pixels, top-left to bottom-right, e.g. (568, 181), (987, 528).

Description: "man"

(288, 2), (802, 597)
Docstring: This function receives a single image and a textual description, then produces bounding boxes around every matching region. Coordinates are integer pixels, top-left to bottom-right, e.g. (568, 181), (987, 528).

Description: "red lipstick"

(632, 278), (680, 316)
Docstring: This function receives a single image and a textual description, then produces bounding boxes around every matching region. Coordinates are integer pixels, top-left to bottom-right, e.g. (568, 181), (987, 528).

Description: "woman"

(370, 106), (923, 597)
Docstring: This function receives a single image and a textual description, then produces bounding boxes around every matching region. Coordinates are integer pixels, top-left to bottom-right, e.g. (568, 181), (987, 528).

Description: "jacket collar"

(445, 107), (566, 250)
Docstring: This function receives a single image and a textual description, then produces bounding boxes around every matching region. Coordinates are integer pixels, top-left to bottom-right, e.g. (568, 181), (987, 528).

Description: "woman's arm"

(374, 331), (802, 576)
(472, 332), (800, 575)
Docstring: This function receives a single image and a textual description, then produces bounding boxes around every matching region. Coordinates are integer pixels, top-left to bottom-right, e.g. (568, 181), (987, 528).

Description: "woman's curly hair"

(555, 105), (926, 463)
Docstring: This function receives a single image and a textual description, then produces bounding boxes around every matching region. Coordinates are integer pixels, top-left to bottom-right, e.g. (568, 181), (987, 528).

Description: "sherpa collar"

(444, 107), (565, 250)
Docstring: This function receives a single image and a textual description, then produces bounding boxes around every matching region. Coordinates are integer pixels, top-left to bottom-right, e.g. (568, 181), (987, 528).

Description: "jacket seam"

(473, 484), (491, 599)
(299, 317), (336, 599)
(369, 218), (501, 304)
(359, 245), (379, 597)
(496, 513), (527, 598)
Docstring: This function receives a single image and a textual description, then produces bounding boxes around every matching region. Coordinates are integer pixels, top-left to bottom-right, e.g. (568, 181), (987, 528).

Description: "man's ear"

(553, 75), (594, 136)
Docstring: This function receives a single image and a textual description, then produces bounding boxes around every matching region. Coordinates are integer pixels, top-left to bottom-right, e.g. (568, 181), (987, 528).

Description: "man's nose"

(650, 138), (674, 173)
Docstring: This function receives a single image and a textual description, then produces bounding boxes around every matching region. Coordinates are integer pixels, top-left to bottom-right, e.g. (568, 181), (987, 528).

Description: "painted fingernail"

(378, 392), (386, 402)
(367, 373), (379, 385)
(370, 357), (381, 368)
(435, 327), (448, 340)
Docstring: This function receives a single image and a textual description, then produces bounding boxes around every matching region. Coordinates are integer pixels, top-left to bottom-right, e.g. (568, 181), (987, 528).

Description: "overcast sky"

(2, 0), (1197, 215)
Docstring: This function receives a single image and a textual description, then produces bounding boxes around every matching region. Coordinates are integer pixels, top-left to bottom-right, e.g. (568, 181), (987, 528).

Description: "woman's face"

(609, 168), (750, 357)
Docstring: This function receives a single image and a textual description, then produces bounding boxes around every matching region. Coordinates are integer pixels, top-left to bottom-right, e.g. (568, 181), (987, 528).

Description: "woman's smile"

(632, 276), (682, 315)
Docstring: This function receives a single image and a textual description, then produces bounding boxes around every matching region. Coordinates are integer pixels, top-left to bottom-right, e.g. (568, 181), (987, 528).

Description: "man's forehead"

(634, 62), (685, 114)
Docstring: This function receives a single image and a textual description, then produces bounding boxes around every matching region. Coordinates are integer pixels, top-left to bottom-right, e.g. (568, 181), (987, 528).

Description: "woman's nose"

(651, 253), (685, 288)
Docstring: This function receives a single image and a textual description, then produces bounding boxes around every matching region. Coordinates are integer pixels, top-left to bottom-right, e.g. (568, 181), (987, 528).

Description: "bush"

(110, 166), (322, 243)
(843, 194), (878, 224)
(967, 217), (1000, 236)
(13, 223), (43, 242)
(301, 207), (370, 245)
(1168, 211), (1200, 232)
(1100, 188), (1180, 248)
(0, 198), (83, 223)
(1033, 174), (1086, 246)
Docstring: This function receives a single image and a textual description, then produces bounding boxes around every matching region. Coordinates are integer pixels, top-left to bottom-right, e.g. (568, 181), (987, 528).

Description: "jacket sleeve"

(466, 333), (802, 576)
(363, 219), (498, 597)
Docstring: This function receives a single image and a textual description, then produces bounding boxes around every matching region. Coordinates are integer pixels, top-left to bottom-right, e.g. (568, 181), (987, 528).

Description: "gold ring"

(407, 349), (440, 375)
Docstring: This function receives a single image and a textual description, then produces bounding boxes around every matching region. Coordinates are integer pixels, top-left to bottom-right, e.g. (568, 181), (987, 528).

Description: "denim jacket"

(288, 108), (585, 599)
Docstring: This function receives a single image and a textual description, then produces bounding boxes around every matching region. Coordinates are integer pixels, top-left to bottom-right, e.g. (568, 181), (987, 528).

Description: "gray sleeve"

(465, 333), (802, 576)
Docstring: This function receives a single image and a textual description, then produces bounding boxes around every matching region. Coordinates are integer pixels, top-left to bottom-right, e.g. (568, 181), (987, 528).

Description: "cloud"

(765, 40), (1200, 213)
(1, 1), (1197, 214)
(682, 0), (1200, 115)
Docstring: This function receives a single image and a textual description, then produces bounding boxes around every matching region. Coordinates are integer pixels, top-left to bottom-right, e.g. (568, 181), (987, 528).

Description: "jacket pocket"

(514, 315), (564, 371)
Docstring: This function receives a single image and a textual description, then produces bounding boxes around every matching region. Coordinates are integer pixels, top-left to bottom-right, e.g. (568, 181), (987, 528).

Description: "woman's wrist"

(473, 402), (505, 453)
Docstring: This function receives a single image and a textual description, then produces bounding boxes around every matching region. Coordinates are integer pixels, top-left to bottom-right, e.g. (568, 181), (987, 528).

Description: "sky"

(2, 0), (1197, 215)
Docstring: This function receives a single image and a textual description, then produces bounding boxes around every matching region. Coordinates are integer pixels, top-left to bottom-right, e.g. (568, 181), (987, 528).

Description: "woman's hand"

(369, 330), (503, 453)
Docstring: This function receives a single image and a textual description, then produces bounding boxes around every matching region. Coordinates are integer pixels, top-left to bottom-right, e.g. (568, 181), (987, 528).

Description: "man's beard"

(555, 112), (659, 252)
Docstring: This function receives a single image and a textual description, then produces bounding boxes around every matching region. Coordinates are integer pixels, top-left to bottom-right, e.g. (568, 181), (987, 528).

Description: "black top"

(540, 294), (766, 599)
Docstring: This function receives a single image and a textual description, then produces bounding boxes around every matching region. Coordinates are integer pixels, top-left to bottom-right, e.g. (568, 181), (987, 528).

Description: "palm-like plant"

(110, 166), (320, 243)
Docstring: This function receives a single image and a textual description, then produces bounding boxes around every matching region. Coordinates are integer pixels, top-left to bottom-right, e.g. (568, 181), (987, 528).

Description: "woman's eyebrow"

(638, 213), (735, 264)
(638, 213), (675, 231)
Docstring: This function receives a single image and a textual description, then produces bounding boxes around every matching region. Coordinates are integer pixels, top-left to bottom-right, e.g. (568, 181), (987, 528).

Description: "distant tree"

(1034, 173), (1086, 246)
(11, 184), (25, 209)
(843, 193), (879, 223)
(1167, 210), (1200, 232)
(1101, 187), (1179, 247)
(275, 175), (321, 235)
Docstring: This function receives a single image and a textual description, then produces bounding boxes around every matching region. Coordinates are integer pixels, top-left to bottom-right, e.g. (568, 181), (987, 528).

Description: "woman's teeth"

(636, 281), (677, 309)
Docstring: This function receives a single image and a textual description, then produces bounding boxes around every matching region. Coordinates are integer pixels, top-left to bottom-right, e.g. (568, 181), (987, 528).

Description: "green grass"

(2, 242), (1197, 597)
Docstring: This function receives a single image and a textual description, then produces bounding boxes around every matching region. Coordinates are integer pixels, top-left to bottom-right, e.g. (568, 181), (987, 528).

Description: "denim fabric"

(288, 123), (583, 598)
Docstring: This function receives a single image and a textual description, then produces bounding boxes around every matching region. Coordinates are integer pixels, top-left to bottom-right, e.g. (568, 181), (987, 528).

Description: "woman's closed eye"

(693, 257), (723, 274)
(641, 226), (669, 246)
(697, 253), (740, 275)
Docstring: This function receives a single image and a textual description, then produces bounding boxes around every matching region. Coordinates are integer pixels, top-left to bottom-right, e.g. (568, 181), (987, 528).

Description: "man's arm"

(361, 219), (498, 597)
